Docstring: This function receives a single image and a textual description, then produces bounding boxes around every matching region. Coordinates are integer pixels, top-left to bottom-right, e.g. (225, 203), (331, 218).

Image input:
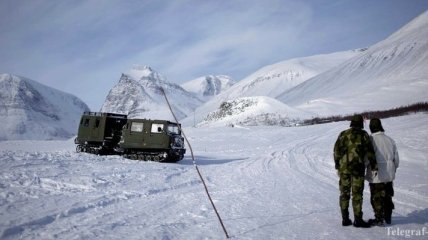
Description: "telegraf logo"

(387, 226), (427, 238)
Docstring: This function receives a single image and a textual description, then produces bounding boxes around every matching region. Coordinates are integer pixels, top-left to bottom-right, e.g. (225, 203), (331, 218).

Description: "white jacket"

(365, 132), (399, 183)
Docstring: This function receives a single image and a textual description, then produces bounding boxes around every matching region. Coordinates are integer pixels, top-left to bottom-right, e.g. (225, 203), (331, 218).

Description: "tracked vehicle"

(119, 119), (185, 162)
(75, 112), (185, 162)
(75, 112), (127, 154)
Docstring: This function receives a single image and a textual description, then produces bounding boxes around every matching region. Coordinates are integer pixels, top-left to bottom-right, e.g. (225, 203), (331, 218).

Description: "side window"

(83, 118), (90, 127)
(131, 122), (144, 132)
(95, 119), (100, 128)
(151, 123), (164, 133)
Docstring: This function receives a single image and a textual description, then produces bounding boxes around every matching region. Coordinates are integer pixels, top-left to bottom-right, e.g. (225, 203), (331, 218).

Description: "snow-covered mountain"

(101, 65), (203, 120)
(182, 50), (362, 127)
(220, 50), (364, 100)
(278, 10), (428, 117)
(181, 75), (235, 101)
(0, 73), (89, 140)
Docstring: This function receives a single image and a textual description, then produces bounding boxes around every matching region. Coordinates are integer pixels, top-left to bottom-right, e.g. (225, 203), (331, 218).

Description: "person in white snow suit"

(365, 118), (399, 226)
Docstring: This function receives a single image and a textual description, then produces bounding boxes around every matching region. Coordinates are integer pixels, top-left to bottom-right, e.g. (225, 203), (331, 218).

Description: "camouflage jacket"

(334, 127), (377, 176)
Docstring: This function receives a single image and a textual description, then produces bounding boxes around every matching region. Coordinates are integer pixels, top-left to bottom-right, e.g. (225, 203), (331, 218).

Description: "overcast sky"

(1, 0), (428, 110)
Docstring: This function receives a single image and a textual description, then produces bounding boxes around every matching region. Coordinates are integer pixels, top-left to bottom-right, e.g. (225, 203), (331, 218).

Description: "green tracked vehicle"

(119, 118), (185, 162)
(75, 112), (185, 162)
(74, 112), (127, 154)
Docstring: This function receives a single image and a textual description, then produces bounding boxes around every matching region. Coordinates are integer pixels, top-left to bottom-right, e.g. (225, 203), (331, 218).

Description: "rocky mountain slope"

(101, 65), (203, 120)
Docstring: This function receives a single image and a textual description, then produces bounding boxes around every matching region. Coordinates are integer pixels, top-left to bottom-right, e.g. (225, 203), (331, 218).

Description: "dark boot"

(368, 218), (385, 226)
(342, 218), (352, 226)
(353, 217), (371, 228)
(341, 209), (352, 226)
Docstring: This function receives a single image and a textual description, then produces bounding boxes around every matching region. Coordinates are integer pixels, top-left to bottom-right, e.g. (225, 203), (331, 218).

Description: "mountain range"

(181, 49), (365, 126)
(2, 10), (428, 139)
(183, 10), (428, 126)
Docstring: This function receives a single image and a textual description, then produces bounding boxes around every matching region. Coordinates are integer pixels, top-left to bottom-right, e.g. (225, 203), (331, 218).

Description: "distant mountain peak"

(132, 64), (152, 71)
(127, 65), (165, 83)
(181, 75), (235, 101)
(101, 66), (203, 120)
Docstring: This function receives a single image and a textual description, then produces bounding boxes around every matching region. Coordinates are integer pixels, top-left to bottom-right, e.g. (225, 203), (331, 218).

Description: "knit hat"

(350, 115), (364, 129)
(369, 118), (385, 133)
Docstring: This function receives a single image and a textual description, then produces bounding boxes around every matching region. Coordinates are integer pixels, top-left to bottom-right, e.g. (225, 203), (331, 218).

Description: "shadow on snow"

(392, 208), (428, 225)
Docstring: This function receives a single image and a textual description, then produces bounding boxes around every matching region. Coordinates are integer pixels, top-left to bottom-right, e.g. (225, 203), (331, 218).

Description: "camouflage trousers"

(339, 174), (365, 218)
(369, 182), (394, 221)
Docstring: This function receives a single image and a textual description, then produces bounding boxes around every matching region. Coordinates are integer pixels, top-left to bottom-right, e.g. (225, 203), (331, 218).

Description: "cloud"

(1, 0), (428, 110)
(129, 0), (313, 81)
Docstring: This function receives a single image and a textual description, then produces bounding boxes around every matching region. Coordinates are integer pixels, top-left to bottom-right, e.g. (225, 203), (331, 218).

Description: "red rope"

(160, 88), (230, 239)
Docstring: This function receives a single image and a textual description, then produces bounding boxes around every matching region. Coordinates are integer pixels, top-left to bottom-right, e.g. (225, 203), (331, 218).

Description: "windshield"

(167, 124), (180, 135)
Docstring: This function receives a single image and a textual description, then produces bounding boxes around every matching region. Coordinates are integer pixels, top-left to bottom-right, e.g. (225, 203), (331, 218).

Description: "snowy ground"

(0, 114), (427, 239)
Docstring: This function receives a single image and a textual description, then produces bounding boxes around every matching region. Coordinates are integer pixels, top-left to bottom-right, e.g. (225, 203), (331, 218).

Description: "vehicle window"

(95, 119), (100, 128)
(151, 123), (164, 133)
(84, 119), (90, 127)
(131, 122), (144, 132)
(167, 124), (180, 134)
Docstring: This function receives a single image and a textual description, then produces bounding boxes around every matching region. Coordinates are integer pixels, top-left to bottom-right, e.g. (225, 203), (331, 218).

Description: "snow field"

(0, 114), (427, 239)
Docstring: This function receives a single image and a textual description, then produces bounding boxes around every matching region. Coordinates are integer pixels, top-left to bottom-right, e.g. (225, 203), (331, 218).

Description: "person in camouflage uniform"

(334, 115), (377, 228)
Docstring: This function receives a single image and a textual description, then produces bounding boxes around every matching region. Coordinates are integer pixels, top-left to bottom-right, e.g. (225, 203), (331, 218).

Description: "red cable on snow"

(160, 88), (230, 239)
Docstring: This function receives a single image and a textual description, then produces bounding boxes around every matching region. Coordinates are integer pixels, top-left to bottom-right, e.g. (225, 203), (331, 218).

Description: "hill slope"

(278, 10), (428, 116)
(0, 73), (89, 140)
(222, 49), (364, 100)
(198, 96), (309, 127)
